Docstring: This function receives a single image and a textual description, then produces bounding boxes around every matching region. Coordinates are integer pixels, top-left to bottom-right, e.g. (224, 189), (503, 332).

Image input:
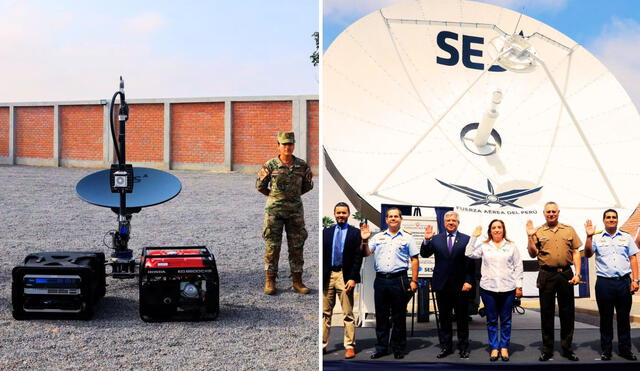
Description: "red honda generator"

(139, 246), (219, 322)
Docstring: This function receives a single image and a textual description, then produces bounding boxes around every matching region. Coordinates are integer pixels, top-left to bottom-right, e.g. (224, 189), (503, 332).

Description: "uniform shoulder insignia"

(402, 228), (412, 235)
(594, 230), (603, 235)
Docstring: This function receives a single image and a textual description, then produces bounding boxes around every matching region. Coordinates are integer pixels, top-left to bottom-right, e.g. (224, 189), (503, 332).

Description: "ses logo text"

(436, 31), (506, 72)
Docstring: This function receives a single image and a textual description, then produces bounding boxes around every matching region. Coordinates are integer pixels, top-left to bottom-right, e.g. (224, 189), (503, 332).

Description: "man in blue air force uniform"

(363, 207), (419, 360)
(584, 209), (639, 361)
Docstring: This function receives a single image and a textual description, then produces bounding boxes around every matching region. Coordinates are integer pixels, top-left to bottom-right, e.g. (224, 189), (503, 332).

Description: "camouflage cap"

(278, 131), (295, 144)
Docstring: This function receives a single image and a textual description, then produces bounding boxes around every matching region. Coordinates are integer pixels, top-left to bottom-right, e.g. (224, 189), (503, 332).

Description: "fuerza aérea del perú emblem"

(436, 179), (542, 209)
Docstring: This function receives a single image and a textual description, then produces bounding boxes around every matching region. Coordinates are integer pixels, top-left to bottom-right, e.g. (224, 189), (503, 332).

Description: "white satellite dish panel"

(324, 0), (640, 216)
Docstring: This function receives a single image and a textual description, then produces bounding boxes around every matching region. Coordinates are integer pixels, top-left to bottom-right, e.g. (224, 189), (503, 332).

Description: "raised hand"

(472, 225), (482, 238)
(360, 223), (371, 240)
(424, 224), (434, 240)
(585, 219), (595, 237)
(526, 220), (536, 236)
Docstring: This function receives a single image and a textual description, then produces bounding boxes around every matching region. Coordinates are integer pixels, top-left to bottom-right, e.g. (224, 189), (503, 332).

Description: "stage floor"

(323, 309), (640, 368)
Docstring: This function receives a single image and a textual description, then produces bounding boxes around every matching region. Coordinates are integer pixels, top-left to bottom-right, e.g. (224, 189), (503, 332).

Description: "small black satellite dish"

(76, 167), (181, 208)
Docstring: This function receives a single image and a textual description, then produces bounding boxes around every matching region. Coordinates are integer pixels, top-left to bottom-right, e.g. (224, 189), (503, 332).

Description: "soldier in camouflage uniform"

(256, 131), (314, 295)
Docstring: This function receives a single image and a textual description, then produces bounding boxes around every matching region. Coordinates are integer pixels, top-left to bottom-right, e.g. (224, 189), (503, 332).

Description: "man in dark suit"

(322, 202), (365, 359)
(421, 211), (475, 359)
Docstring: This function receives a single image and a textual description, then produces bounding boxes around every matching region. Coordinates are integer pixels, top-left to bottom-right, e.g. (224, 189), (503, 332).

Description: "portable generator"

(12, 251), (106, 320)
(139, 246), (219, 321)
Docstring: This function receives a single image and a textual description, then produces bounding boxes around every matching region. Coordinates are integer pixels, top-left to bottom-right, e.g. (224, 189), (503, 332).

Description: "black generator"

(12, 251), (106, 320)
(139, 246), (219, 322)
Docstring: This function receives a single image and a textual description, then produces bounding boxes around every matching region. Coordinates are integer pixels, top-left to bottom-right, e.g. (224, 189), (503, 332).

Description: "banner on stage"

(402, 215), (436, 278)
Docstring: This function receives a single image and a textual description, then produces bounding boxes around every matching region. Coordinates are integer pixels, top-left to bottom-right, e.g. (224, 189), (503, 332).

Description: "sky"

(323, 0), (640, 110)
(0, 0), (318, 102)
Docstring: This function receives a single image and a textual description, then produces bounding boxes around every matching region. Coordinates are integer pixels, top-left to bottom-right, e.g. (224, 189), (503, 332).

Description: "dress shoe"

(600, 353), (611, 361)
(370, 351), (388, 359)
(459, 350), (470, 359)
(538, 352), (552, 361)
(394, 352), (405, 359)
(562, 351), (579, 361)
(344, 348), (356, 359)
(500, 349), (510, 362)
(436, 349), (453, 359)
(489, 350), (499, 362)
(619, 352), (637, 361)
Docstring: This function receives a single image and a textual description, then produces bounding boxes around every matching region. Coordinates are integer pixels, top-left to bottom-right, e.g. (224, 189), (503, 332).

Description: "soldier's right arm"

(256, 162), (272, 196)
(526, 220), (539, 258)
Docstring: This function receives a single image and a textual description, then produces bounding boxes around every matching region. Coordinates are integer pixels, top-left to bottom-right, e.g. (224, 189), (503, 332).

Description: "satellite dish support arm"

(370, 47), (513, 195)
(533, 55), (622, 207)
(108, 77), (136, 276)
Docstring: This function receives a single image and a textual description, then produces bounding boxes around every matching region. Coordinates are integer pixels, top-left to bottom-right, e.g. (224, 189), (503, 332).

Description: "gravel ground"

(0, 165), (319, 370)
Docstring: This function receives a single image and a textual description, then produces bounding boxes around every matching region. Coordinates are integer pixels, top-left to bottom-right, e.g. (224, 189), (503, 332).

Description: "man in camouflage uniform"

(256, 131), (314, 295)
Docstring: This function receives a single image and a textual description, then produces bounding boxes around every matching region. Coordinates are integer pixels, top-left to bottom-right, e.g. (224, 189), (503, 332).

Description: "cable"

(109, 91), (124, 164)
(103, 230), (117, 249)
(109, 77), (128, 165)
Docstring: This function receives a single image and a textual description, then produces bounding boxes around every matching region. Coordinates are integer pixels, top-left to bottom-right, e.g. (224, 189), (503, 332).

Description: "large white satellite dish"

(324, 0), (640, 226)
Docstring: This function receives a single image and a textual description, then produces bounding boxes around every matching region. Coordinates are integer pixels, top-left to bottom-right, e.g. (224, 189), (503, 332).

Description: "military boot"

(264, 272), (277, 295)
(291, 272), (310, 294)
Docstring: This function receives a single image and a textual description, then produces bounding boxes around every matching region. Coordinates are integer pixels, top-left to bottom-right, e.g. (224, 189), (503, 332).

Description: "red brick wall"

(0, 108), (8, 157)
(5, 98), (317, 166)
(60, 105), (103, 161)
(171, 103), (225, 164)
(16, 106), (53, 159)
(307, 100), (318, 167)
(125, 104), (164, 162)
(232, 101), (292, 165)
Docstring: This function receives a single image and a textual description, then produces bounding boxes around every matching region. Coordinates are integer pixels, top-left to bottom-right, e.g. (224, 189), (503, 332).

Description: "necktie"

(447, 233), (453, 253)
(332, 226), (344, 266)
